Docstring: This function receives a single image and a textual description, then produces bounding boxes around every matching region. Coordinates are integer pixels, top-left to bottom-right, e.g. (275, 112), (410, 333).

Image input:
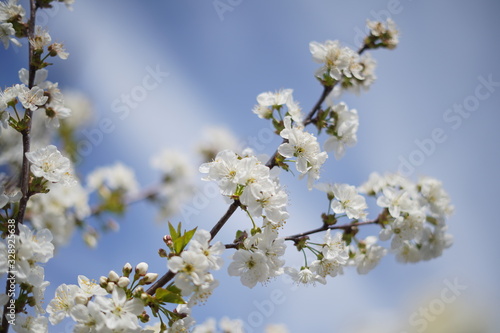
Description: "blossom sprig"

(47, 269), (148, 332)
(361, 172), (454, 263)
(364, 18), (399, 50)
(253, 88), (304, 125)
(0, 224), (54, 318)
(200, 149), (289, 229)
(277, 116), (328, 190)
(312, 101), (360, 160)
(309, 39), (364, 87)
(228, 227), (286, 288)
(148, 228), (226, 330)
(279, 173), (453, 283)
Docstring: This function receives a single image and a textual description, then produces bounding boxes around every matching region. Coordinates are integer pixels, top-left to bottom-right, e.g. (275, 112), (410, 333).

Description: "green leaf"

(166, 284), (182, 294)
(183, 227), (197, 245)
(173, 238), (184, 254)
(155, 288), (186, 304)
(168, 222), (178, 240)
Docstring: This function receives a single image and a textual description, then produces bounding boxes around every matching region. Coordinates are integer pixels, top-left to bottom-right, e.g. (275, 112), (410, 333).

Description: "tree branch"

(2, 1), (38, 331)
(284, 219), (380, 242)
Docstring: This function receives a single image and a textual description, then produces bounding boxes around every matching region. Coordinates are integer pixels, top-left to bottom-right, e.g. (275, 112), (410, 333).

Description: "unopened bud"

(74, 294), (88, 305)
(139, 311), (150, 323)
(158, 248), (168, 257)
(163, 235), (173, 247)
(142, 273), (158, 284)
(140, 292), (149, 301)
(135, 262), (148, 276)
(108, 270), (119, 282)
(99, 276), (108, 288)
(133, 286), (145, 298)
(122, 263), (133, 277)
(117, 277), (130, 288)
(105, 282), (115, 293)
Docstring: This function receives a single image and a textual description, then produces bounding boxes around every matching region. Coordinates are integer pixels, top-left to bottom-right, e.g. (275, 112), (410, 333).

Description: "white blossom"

(324, 102), (359, 159)
(376, 187), (414, 218)
(329, 183), (368, 220)
(168, 250), (210, 294)
(25, 145), (71, 183)
(322, 230), (349, 264)
(86, 162), (139, 195)
(197, 126), (240, 161)
(17, 84), (48, 111)
(355, 237), (387, 274)
(284, 266), (326, 286)
(49, 42), (69, 60)
(367, 18), (399, 49)
(228, 249), (270, 288)
(29, 26), (51, 50)
(47, 284), (82, 324)
(278, 116), (327, 189)
(12, 314), (48, 333)
(189, 229), (225, 270)
(0, 0), (25, 21)
(219, 317), (245, 333)
(77, 275), (107, 298)
(94, 287), (144, 331)
(0, 22), (21, 49)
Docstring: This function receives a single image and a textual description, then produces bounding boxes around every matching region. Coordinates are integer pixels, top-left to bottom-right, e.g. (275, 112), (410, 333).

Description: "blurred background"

(1, 0), (500, 332)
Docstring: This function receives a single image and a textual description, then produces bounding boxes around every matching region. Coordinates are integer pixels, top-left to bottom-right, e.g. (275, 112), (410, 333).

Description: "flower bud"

(105, 281), (115, 293)
(140, 292), (150, 302)
(74, 294), (88, 305)
(139, 311), (150, 323)
(142, 273), (158, 284)
(108, 270), (119, 282)
(133, 286), (145, 298)
(158, 248), (168, 258)
(117, 277), (130, 288)
(122, 263), (133, 277)
(99, 276), (108, 288)
(163, 235), (173, 247)
(135, 262), (148, 276)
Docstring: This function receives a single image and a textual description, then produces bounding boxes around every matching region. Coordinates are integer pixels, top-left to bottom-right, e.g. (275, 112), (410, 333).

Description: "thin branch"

(284, 219), (380, 242)
(2, 1), (37, 331)
(223, 218), (381, 249)
(209, 200), (240, 240)
(303, 85), (334, 126)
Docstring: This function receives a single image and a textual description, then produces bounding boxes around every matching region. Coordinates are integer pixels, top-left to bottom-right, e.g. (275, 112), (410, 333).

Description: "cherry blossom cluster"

(278, 116), (328, 189)
(199, 150), (290, 289)
(200, 150), (289, 229)
(167, 229), (224, 306)
(150, 149), (197, 219)
(282, 171), (454, 286)
(228, 228), (286, 288)
(366, 18), (399, 50)
(321, 101), (360, 160)
(252, 88), (303, 124)
(27, 180), (90, 247)
(46, 263), (157, 332)
(0, 0), (23, 50)
(361, 173), (454, 263)
(309, 40), (364, 84)
(0, 224), (53, 327)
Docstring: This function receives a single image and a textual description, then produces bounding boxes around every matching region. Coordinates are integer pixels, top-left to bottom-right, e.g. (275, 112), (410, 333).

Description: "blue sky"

(2, 0), (500, 331)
